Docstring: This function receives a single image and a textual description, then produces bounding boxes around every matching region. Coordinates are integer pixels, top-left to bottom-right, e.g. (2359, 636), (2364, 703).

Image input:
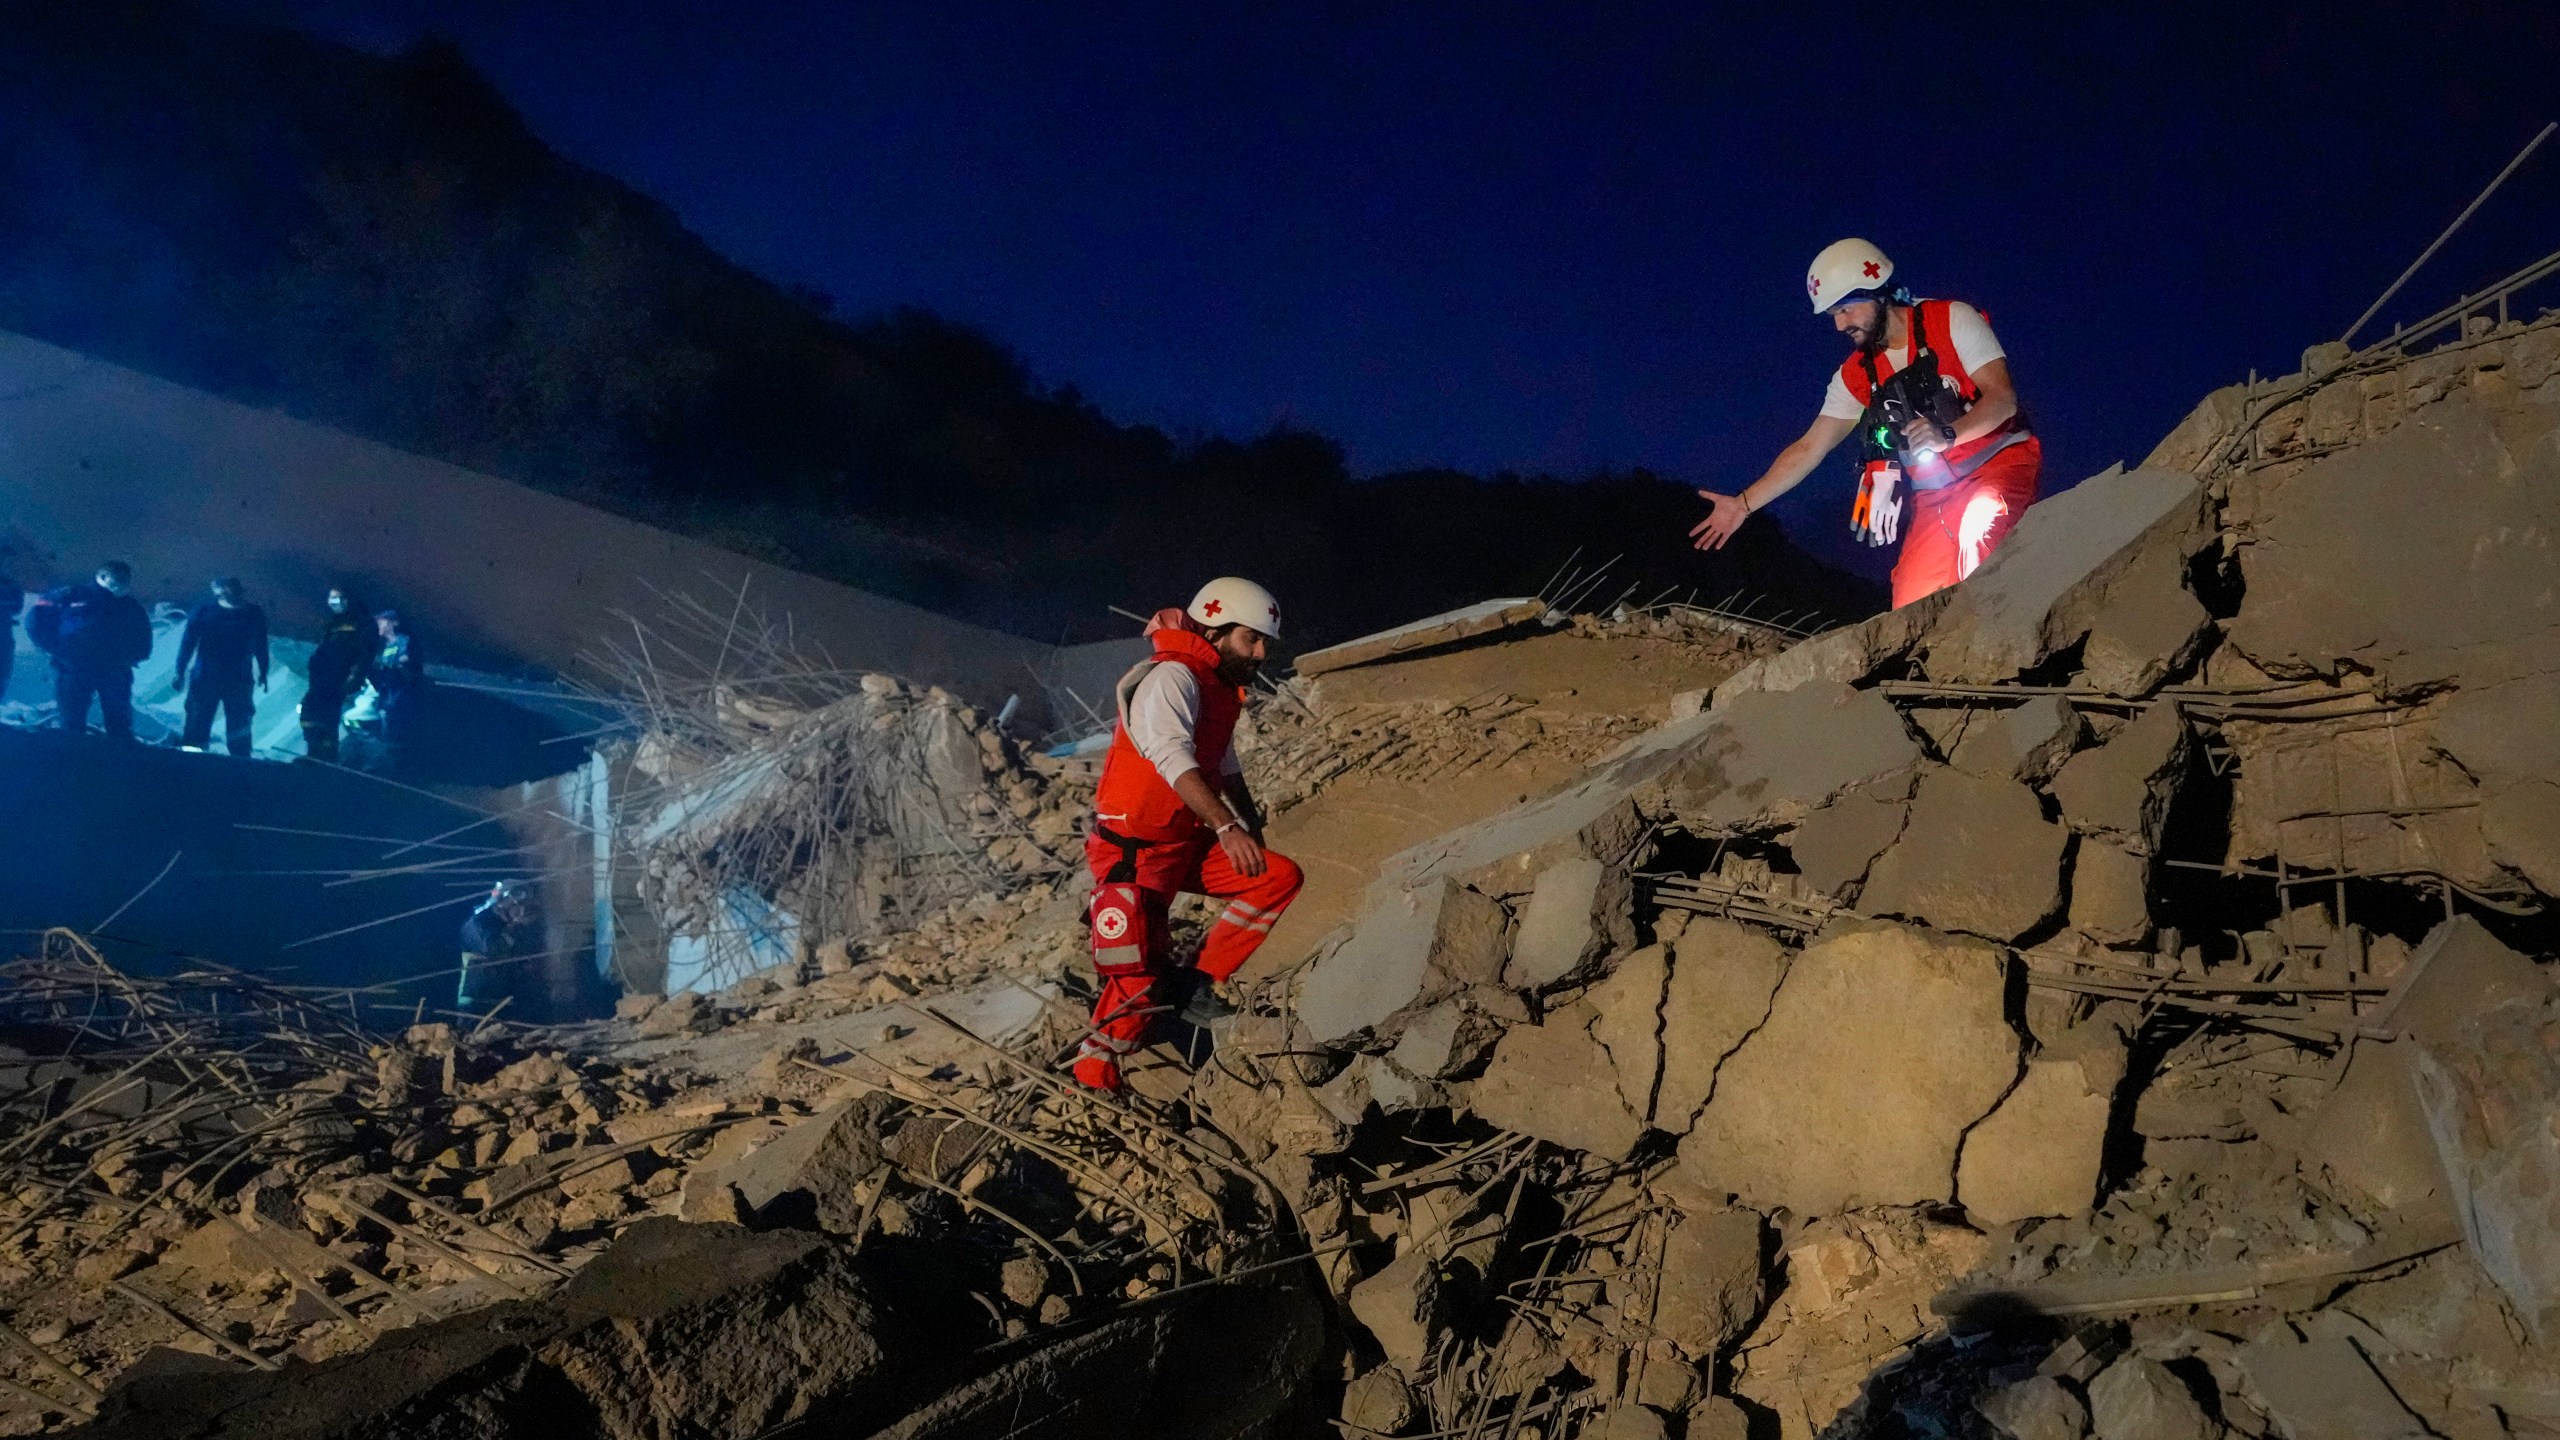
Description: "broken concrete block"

(1386, 999), (1505, 1081)
(1294, 877), (1510, 1044)
(2236, 1338), (2428, 1440)
(1784, 780), (1911, 900)
(2369, 916), (2547, 1045)
(2050, 702), (2190, 854)
(2301, 1040), (2454, 1229)
(2067, 836), (2152, 945)
(1859, 767), (2068, 941)
(1956, 1059), (2110, 1225)
(2414, 990), (2560, 1341)
(2437, 672), (2560, 788)
(1653, 919), (1791, 1133)
(1975, 1375), (2089, 1440)
(2085, 1354), (2218, 1440)
(1950, 696), (2086, 784)
(1469, 1003), (1646, 1159)
(1686, 1395), (1752, 1440)
(2483, 778), (2560, 895)
(1921, 465), (2208, 685)
(1587, 1405), (1671, 1440)
(2079, 532), (2212, 698)
(1710, 590), (1954, 710)
(1347, 1249), (1445, 1379)
(1340, 1367), (1420, 1434)
(1650, 1207), (1765, 1360)
(1680, 922), (2019, 1215)
(705, 1096), (894, 1232)
(1587, 945), (1670, 1120)
(1666, 681), (1924, 833)
(1502, 858), (1635, 990)
(2226, 397), (2560, 692)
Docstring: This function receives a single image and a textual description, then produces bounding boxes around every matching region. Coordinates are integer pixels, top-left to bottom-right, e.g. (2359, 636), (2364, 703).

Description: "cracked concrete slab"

(2050, 703), (2190, 855)
(1663, 680), (1923, 833)
(1859, 767), (2067, 942)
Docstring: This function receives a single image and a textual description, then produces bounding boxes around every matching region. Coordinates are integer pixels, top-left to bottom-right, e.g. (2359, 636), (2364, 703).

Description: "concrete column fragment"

(1502, 857), (1634, 990)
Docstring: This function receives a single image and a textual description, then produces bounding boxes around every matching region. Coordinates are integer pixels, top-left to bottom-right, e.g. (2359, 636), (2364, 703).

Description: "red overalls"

(1837, 300), (2044, 608)
(1076, 627), (1303, 1090)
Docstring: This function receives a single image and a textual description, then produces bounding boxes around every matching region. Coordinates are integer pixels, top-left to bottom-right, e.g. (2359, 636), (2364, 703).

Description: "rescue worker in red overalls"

(1691, 238), (2042, 608)
(1075, 577), (1305, 1091)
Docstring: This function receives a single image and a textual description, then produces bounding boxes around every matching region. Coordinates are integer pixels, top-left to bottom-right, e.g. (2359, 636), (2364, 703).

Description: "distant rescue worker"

(1693, 239), (2042, 608)
(364, 609), (427, 765)
(27, 561), (153, 739)
(173, 577), (271, 756)
(300, 587), (371, 762)
(1076, 578), (1304, 1091)
(457, 881), (535, 1012)
(0, 571), (21, 706)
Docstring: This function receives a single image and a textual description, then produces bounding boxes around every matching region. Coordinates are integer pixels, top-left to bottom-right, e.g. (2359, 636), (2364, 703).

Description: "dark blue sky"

(234, 2), (2559, 574)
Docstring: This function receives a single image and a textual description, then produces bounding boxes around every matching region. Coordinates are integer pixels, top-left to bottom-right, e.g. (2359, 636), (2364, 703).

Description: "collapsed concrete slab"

(1663, 680), (1924, 833)
(1654, 919), (1792, 1133)
(1680, 922), (2019, 1214)
(1955, 1058), (2109, 1225)
(2079, 529), (2213, 698)
(2050, 703), (2190, 855)
(1860, 767), (2067, 941)
(1948, 695), (2085, 785)
(2225, 397), (2560, 693)
(1704, 591), (1954, 712)
(1469, 1003), (1646, 1159)
(1502, 857), (1636, 990)
(2483, 780), (2560, 894)
(1783, 778), (1912, 900)
(1918, 465), (2208, 686)
(1587, 944), (1671, 1120)
(1293, 597), (1547, 677)
(1293, 877), (1511, 1045)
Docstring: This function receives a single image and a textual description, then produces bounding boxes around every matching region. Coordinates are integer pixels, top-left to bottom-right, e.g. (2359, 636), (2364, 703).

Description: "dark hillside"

(0, 2), (1879, 645)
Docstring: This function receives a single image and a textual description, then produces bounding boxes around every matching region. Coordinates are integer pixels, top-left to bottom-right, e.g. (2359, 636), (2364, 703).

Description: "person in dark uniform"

(27, 562), (153, 739)
(300, 587), (370, 762)
(364, 609), (427, 771)
(457, 881), (535, 1012)
(173, 577), (270, 756)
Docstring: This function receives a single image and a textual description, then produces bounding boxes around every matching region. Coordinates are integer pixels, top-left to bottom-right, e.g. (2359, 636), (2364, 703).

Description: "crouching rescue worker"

(1076, 577), (1304, 1091)
(1692, 238), (2041, 608)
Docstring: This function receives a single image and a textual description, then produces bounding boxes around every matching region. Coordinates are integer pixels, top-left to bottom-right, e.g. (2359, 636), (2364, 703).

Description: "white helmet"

(1188, 576), (1283, 639)
(1806, 237), (1894, 313)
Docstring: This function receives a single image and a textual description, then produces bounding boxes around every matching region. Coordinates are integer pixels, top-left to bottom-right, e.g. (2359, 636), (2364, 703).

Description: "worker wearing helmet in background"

(1076, 577), (1303, 1092)
(1691, 239), (2043, 608)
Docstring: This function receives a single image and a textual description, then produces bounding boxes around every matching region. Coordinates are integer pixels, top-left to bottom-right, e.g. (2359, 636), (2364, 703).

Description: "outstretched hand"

(1689, 490), (1752, 551)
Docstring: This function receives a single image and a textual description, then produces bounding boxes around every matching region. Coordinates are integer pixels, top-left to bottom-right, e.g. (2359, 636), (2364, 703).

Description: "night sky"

(230, 1), (2559, 575)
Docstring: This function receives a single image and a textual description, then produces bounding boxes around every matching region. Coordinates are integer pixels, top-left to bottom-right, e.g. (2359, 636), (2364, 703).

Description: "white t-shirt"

(1819, 301), (2007, 421)
(1124, 660), (1244, 787)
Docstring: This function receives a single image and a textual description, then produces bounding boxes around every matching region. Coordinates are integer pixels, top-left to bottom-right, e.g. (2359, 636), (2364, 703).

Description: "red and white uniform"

(1076, 618), (1302, 1090)
(1824, 299), (2043, 608)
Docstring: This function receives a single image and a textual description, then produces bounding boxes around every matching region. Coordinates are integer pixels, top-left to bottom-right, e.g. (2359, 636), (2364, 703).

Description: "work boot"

(1176, 979), (1236, 1027)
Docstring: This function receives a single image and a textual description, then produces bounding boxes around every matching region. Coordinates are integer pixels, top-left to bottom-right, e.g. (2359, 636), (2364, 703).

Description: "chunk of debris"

(1957, 1058), (2110, 1225)
(1681, 922), (2018, 1214)
(1502, 857), (1636, 990)
(1292, 597), (1546, 677)
(2050, 702), (2190, 854)
(1469, 1003), (1646, 1159)
(1860, 766), (2068, 941)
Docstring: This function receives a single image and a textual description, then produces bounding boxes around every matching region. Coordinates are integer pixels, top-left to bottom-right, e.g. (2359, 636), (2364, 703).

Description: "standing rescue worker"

(457, 881), (534, 1012)
(1077, 577), (1304, 1092)
(363, 609), (427, 770)
(300, 587), (370, 762)
(28, 562), (153, 739)
(1692, 239), (2042, 608)
(173, 577), (270, 756)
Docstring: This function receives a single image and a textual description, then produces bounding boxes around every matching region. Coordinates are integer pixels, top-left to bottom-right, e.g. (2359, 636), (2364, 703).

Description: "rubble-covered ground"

(9, 316), (2560, 1439)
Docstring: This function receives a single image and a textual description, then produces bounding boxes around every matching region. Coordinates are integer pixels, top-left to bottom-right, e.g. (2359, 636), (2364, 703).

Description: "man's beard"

(1850, 306), (1891, 354)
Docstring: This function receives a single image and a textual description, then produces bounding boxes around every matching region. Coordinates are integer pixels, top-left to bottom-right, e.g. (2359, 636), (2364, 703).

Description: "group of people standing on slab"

(0, 563), (427, 766)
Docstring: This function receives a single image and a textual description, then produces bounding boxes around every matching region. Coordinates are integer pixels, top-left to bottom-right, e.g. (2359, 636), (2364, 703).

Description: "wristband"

(1213, 820), (1243, 836)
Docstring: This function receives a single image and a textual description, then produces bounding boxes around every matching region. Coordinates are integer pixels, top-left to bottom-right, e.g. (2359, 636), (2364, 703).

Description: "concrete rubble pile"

(0, 933), (1328, 1437)
(1152, 316), (2560, 1440)
(620, 671), (1095, 990)
(1242, 607), (1784, 815)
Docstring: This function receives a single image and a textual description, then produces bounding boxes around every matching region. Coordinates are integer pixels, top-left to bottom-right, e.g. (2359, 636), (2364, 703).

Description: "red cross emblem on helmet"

(1203, 599), (1222, 617)
(1863, 260), (1881, 279)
